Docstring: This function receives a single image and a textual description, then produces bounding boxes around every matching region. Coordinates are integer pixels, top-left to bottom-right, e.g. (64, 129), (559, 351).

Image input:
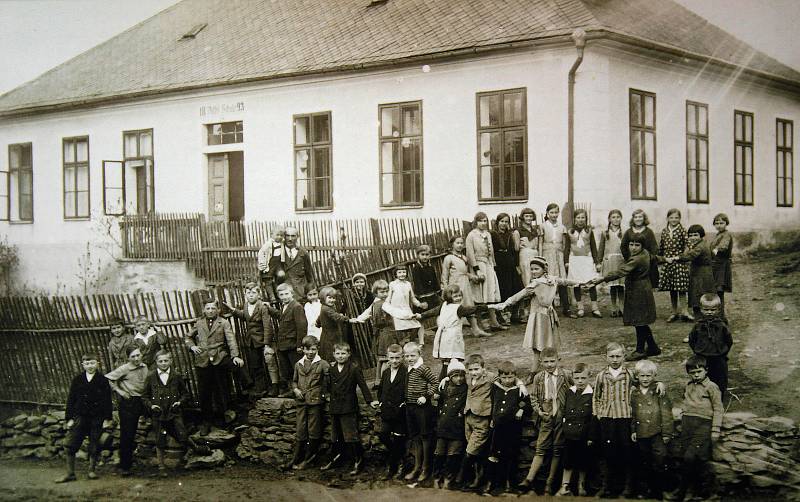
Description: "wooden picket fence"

(0, 285), (381, 408)
(120, 213), (468, 286)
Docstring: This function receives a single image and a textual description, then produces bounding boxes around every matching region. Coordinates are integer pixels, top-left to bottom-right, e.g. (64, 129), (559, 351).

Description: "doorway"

(207, 151), (244, 222)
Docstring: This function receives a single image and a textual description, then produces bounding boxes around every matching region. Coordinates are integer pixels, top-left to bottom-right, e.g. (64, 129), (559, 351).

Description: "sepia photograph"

(0, 0), (798, 500)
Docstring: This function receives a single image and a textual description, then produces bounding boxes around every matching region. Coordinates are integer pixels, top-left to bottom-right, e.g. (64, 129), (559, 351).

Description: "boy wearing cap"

(433, 359), (468, 489)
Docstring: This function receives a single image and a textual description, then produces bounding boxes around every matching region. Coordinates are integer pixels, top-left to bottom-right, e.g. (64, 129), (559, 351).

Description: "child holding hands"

(387, 264), (427, 346)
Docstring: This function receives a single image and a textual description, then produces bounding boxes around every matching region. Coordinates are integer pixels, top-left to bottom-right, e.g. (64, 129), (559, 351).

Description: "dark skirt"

(494, 251), (523, 301)
(623, 277), (657, 326)
(689, 264), (717, 308)
(712, 258), (732, 292)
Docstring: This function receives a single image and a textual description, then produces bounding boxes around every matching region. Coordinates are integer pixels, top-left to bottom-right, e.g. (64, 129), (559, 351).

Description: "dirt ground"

(0, 250), (797, 501)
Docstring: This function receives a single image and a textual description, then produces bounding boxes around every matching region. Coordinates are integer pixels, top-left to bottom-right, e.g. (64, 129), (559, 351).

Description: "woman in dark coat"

(668, 224), (716, 319)
(589, 232), (660, 360)
(492, 213), (524, 324)
(620, 209), (660, 289)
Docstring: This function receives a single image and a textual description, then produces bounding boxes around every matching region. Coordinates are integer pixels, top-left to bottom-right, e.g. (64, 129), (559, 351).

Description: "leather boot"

(455, 454), (474, 487)
(55, 454), (76, 483)
(87, 456), (99, 480)
(404, 440), (422, 481)
(546, 455), (562, 495)
(156, 447), (168, 477)
(417, 440), (432, 482)
(283, 442), (304, 470)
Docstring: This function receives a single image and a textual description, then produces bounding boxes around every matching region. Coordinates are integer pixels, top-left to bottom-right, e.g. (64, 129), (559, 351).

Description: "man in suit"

(271, 283), (308, 397)
(224, 282), (276, 398)
(283, 227), (316, 301)
(185, 299), (248, 433)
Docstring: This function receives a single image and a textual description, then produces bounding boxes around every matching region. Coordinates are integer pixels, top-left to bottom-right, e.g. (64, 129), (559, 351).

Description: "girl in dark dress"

(710, 213), (733, 318)
(589, 232), (660, 360)
(492, 213), (524, 324)
(621, 209), (660, 292)
(668, 224), (716, 319)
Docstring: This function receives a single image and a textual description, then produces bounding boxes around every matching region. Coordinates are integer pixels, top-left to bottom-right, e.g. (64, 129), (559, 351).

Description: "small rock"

(185, 448), (225, 469)
(203, 429), (237, 447)
(750, 474), (783, 488)
(723, 412), (757, 429)
(49, 411), (66, 421)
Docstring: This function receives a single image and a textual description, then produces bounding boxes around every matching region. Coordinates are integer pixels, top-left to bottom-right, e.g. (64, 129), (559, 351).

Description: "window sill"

(64, 217), (91, 222)
(478, 198), (528, 205)
(295, 208), (333, 214)
(687, 201), (709, 205)
(8, 220), (34, 225)
(380, 204), (423, 211)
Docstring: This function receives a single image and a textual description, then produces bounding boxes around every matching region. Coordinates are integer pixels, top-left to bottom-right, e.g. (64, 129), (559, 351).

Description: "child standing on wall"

(386, 264), (427, 347)
(411, 245), (441, 318)
(316, 286), (350, 362)
(107, 316), (134, 370)
(131, 315), (168, 370)
(303, 288), (322, 341)
(257, 225), (286, 303)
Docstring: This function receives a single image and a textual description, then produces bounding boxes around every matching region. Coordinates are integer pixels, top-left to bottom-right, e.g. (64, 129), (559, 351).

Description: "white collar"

(409, 357), (424, 370)
(302, 354), (322, 365)
(639, 386), (651, 395)
(158, 368), (170, 375)
(134, 328), (156, 342)
(544, 368), (560, 377)
(607, 366), (624, 378)
(85, 371), (96, 381)
(570, 384), (593, 395)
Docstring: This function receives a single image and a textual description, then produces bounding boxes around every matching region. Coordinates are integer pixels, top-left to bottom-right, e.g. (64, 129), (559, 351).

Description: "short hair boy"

(483, 361), (530, 495)
(592, 342), (664, 498)
(185, 299), (247, 434)
(132, 315), (168, 370)
(107, 317), (134, 370)
(410, 243), (442, 316)
(286, 336), (330, 470)
(402, 341), (439, 482)
(224, 282), (276, 398)
(456, 354), (493, 489)
(257, 225), (286, 302)
(433, 359), (468, 490)
(630, 360), (673, 499)
(688, 293), (733, 399)
(519, 347), (572, 495)
(370, 343), (408, 479)
(321, 342), (373, 474)
(142, 350), (207, 476)
(56, 353), (113, 483)
(673, 355), (723, 501)
(272, 283), (308, 397)
(556, 362), (594, 497)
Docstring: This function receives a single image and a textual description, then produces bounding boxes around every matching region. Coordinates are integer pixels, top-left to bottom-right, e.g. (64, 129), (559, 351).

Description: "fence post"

(369, 218), (387, 269)
(120, 218), (128, 259)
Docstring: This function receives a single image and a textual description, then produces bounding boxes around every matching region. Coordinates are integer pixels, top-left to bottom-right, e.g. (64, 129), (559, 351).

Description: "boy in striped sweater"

(402, 341), (439, 483)
(593, 342), (664, 498)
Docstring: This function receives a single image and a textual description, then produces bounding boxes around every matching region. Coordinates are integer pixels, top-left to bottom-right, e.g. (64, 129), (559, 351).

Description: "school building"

(0, 0), (798, 294)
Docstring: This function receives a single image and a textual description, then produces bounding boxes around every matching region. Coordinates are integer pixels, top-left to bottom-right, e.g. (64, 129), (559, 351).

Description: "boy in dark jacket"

(556, 362), (594, 497)
(286, 335), (330, 470)
(56, 353), (113, 483)
(142, 350), (207, 476)
(107, 317), (134, 370)
(370, 343), (408, 479)
(272, 283), (308, 397)
(132, 315), (168, 370)
(410, 244), (442, 317)
(321, 342), (373, 474)
(433, 359), (468, 489)
(484, 361), (530, 495)
(224, 282), (275, 398)
(688, 293), (733, 399)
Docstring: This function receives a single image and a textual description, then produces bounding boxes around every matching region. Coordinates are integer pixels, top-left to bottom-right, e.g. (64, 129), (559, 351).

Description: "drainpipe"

(565, 28), (586, 225)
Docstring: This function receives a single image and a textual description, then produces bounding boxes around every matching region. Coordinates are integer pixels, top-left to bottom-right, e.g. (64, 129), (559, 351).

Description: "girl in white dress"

(431, 284), (481, 379)
(565, 208), (601, 318)
(465, 212), (505, 331)
(386, 263), (426, 346)
(441, 236), (489, 336)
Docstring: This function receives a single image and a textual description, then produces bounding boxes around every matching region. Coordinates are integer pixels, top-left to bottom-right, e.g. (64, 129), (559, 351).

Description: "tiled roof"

(0, 0), (797, 116)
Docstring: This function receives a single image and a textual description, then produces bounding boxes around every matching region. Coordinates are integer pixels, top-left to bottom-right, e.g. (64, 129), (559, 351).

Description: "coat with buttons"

(141, 369), (190, 421)
(631, 388), (674, 439)
(133, 328), (168, 369)
(184, 316), (240, 368)
(293, 356), (330, 405)
(437, 380), (467, 439)
(490, 382), (531, 426)
(329, 360), (373, 415)
(229, 300), (273, 348)
(272, 300), (308, 351)
(529, 368), (573, 423)
(562, 386), (594, 441)
(465, 371), (495, 417)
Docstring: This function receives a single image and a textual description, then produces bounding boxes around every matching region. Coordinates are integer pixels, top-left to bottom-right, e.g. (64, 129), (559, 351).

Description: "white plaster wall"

(576, 44), (800, 232)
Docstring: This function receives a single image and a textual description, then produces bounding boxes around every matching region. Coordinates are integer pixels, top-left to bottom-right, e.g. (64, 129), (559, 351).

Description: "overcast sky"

(0, 0), (799, 96)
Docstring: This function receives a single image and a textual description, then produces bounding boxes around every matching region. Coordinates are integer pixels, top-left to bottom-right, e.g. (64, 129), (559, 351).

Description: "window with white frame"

(379, 101), (423, 207)
(8, 143), (33, 221)
(629, 89), (657, 200)
(294, 112), (332, 211)
(63, 136), (90, 219)
(476, 88), (527, 201)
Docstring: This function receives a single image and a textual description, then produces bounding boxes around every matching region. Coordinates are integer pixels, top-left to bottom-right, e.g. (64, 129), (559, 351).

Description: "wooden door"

(208, 153), (229, 223)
